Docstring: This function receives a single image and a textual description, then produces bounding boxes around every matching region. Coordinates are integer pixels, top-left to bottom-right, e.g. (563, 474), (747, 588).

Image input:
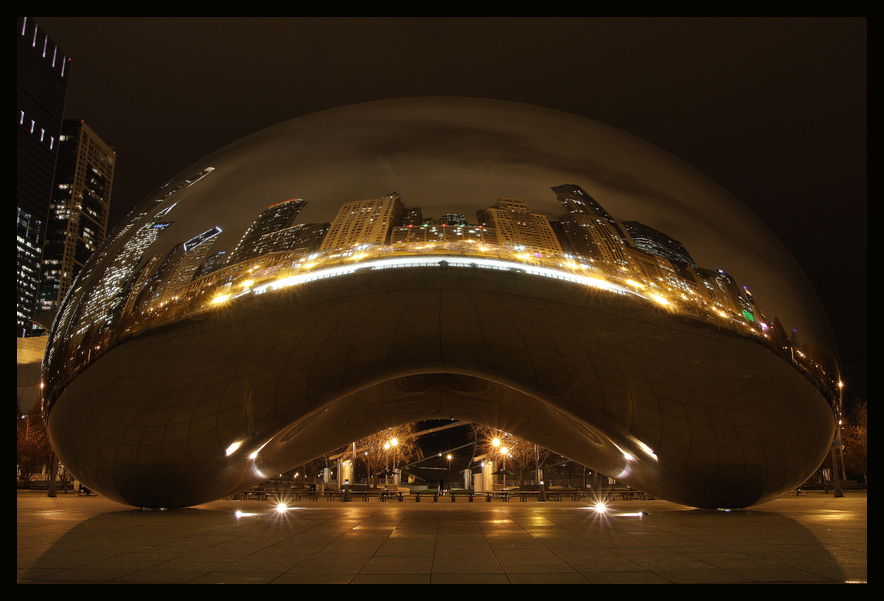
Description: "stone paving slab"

(17, 490), (866, 584)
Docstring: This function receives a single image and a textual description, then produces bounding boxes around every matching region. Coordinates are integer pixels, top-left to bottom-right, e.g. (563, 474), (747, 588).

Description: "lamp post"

(385, 437), (399, 486)
(535, 444), (546, 501)
(492, 437), (507, 489)
(829, 380), (844, 497)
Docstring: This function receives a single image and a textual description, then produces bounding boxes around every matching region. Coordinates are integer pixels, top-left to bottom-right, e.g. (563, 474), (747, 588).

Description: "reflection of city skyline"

(43, 179), (838, 414)
(137, 182), (761, 324)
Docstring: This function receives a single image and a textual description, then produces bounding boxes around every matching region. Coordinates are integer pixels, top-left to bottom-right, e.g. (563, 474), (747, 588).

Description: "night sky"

(29, 17), (866, 403)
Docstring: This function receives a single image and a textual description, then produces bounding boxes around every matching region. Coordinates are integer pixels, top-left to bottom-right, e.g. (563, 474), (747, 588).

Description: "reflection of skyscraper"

(441, 213), (467, 226)
(194, 251), (227, 279)
(695, 267), (748, 317)
(627, 247), (676, 288)
(152, 227), (222, 305)
(402, 207), (423, 226)
(622, 221), (697, 269)
(552, 184), (628, 241)
(228, 198), (307, 265)
(476, 198), (562, 255)
(49, 216), (172, 370)
(320, 193), (405, 254)
(17, 17), (70, 336)
(37, 119), (115, 316)
(391, 223), (496, 246)
(552, 185), (632, 273)
(251, 223), (329, 258)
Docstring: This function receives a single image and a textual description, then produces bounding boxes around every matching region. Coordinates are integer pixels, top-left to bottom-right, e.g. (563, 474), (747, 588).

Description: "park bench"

(483, 490), (515, 502)
(343, 484), (377, 502)
(447, 489), (477, 502)
(378, 490), (405, 502)
(241, 487), (270, 500)
(410, 488), (439, 502)
(618, 490), (651, 500)
(294, 489), (320, 501)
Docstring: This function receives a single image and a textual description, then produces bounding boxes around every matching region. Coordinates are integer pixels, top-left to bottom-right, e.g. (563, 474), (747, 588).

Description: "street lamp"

(830, 380), (845, 497)
(384, 437), (399, 486)
(492, 437), (508, 488)
(535, 443), (546, 501)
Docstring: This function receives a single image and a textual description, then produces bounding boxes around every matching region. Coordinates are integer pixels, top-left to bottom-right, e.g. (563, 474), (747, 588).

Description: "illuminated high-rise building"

(69, 217), (172, 341)
(17, 17), (70, 336)
(476, 198), (562, 255)
(320, 193), (404, 254)
(37, 119), (115, 318)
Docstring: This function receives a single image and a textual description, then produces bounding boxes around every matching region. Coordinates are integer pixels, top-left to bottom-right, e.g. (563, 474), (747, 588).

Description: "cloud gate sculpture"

(42, 98), (839, 509)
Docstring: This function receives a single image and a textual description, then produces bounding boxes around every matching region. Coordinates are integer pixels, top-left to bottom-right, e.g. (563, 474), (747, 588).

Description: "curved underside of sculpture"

(45, 264), (835, 509)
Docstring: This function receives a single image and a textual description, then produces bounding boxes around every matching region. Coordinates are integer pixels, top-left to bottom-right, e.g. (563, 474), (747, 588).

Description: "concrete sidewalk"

(17, 490), (866, 584)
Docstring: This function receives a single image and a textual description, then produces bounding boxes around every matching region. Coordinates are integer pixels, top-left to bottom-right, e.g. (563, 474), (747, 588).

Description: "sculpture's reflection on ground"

(17, 493), (866, 583)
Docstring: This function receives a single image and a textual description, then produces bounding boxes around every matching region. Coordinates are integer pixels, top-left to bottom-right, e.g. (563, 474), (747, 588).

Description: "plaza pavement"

(17, 489), (866, 584)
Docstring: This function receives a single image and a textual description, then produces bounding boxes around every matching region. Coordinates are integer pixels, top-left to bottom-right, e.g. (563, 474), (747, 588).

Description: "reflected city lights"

(41, 179), (839, 415)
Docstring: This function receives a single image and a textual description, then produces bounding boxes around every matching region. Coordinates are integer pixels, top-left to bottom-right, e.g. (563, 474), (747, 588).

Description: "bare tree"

(17, 404), (51, 488)
(473, 425), (538, 487)
(841, 399), (867, 483)
(355, 423), (419, 487)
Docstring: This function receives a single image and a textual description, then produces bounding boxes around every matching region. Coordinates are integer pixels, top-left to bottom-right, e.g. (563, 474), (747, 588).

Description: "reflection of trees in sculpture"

(282, 459), (325, 487)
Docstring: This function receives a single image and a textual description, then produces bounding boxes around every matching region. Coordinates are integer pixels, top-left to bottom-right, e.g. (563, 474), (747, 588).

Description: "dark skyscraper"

(551, 184), (628, 241)
(402, 207), (423, 226)
(227, 198), (307, 265)
(622, 220), (697, 269)
(17, 17), (70, 335)
(552, 185), (632, 272)
(441, 213), (467, 226)
(152, 227), (223, 306)
(248, 222), (330, 259)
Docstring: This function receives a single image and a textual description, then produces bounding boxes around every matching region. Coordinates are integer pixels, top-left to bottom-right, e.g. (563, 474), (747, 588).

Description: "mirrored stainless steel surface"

(42, 98), (839, 509)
